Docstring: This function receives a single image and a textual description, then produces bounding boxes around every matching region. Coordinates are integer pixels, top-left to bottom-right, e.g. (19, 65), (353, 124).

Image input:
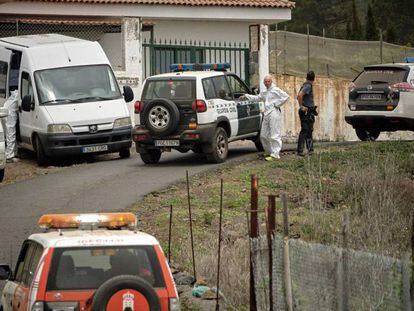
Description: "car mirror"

(0, 107), (8, 118)
(22, 95), (34, 112)
(251, 87), (259, 95)
(123, 85), (134, 103)
(0, 264), (12, 280)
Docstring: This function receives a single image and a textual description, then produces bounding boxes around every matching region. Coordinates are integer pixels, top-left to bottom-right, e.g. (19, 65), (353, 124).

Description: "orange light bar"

(38, 213), (136, 229)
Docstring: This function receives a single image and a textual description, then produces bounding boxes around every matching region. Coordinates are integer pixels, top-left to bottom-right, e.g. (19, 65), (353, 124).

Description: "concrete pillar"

(259, 24), (269, 91)
(117, 17), (142, 123)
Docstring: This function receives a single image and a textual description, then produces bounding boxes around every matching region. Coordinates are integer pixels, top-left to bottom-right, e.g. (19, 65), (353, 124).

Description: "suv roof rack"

(170, 63), (231, 72)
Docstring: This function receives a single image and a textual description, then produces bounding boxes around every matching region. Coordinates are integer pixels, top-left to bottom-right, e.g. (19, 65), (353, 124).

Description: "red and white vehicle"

(0, 213), (179, 311)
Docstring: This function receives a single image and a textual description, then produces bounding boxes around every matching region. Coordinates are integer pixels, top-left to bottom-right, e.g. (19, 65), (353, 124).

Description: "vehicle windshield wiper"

(72, 96), (116, 102)
(41, 98), (75, 104)
(371, 80), (388, 84)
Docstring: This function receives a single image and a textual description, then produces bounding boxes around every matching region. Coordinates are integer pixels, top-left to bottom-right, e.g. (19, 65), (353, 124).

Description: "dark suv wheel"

(140, 149), (162, 164)
(206, 127), (228, 163)
(355, 128), (380, 141)
(142, 99), (180, 136)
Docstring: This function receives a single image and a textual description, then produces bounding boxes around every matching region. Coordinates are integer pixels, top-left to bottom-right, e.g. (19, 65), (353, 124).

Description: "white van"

(0, 34), (134, 165)
(0, 107), (7, 181)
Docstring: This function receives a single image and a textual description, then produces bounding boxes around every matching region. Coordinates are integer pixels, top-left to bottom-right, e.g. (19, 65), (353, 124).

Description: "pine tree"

(351, 0), (363, 40)
(365, 3), (378, 40)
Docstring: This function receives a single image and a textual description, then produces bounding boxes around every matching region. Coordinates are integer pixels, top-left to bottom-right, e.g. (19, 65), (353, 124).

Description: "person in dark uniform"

(297, 71), (317, 156)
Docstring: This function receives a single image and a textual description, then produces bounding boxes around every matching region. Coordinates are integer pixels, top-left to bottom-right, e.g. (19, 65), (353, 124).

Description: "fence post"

(283, 26), (287, 75)
(341, 212), (350, 311)
(307, 24), (310, 72)
(379, 29), (383, 64)
(281, 193), (293, 311)
(250, 175), (259, 311)
(266, 195), (276, 311)
(275, 24), (278, 76)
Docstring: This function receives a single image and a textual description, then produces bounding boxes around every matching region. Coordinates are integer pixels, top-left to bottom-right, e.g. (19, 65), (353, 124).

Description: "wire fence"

(270, 30), (414, 80)
(251, 235), (410, 310)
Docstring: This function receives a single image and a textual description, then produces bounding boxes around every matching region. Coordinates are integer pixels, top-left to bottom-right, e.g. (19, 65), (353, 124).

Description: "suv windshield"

(47, 246), (165, 290)
(143, 79), (195, 101)
(35, 65), (122, 105)
(354, 68), (408, 86)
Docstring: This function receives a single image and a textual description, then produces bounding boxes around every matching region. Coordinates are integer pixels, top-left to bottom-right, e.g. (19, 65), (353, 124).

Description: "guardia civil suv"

(132, 63), (263, 164)
(346, 60), (414, 141)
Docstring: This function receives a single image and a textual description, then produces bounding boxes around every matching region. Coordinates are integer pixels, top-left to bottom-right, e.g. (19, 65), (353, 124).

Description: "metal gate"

(143, 38), (250, 85)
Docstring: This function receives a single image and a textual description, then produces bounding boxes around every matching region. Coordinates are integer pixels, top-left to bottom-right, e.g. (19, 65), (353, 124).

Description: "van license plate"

(155, 140), (180, 147)
(82, 145), (108, 153)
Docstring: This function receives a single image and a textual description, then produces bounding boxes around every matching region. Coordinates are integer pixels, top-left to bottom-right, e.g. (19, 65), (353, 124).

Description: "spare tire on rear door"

(142, 99), (180, 136)
(92, 275), (161, 311)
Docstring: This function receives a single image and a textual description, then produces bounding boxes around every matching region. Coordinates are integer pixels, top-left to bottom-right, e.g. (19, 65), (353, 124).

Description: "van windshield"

(34, 65), (122, 105)
(47, 246), (165, 290)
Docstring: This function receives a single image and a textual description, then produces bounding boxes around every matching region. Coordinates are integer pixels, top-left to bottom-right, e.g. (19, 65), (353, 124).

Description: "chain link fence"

(252, 235), (410, 310)
(270, 30), (414, 80)
(0, 19), (123, 71)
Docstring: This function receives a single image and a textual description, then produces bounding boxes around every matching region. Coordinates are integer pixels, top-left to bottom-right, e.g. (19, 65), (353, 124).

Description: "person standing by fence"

(241, 75), (290, 161)
(297, 71), (317, 156)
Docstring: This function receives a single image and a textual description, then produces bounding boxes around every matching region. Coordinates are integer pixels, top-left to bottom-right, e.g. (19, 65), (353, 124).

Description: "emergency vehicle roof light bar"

(38, 213), (136, 230)
(170, 63), (231, 72)
(405, 57), (414, 63)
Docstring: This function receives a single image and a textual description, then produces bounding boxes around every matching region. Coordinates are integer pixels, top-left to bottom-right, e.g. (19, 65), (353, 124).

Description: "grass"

(131, 140), (414, 309)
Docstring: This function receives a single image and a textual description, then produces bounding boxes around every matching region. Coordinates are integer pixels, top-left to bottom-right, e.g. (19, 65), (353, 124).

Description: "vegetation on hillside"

(280, 0), (414, 45)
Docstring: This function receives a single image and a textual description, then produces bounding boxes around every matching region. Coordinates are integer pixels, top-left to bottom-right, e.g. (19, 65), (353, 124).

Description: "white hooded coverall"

(4, 90), (19, 159)
(245, 85), (289, 158)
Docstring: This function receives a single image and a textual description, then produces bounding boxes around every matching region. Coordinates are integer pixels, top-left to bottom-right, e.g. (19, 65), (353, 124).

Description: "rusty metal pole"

(250, 175), (259, 311)
(215, 179), (224, 311)
(342, 212), (350, 311)
(266, 195), (276, 311)
(168, 204), (173, 263)
(186, 170), (197, 282)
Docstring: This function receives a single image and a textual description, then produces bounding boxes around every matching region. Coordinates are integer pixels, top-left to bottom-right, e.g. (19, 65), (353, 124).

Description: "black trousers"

(297, 110), (315, 154)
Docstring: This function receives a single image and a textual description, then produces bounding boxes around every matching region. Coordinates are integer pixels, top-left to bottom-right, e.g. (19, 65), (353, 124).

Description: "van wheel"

(119, 147), (131, 159)
(0, 168), (4, 183)
(140, 149), (161, 164)
(355, 128), (380, 141)
(206, 127), (228, 163)
(92, 275), (161, 311)
(34, 135), (48, 166)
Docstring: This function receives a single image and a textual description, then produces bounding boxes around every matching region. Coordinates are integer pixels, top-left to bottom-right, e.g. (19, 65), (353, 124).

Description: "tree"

(346, 21), (352, 40)
(365, 3), (378, 40)
(386, 24), (396, 43)
(351, 0), (363, 40)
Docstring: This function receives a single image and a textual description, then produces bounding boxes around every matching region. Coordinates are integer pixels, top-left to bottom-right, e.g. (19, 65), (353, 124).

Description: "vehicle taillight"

(134, 101), (144, 113)
(390, 82), (414, 92)
(348, 82), (356, 92)
(192, 100), (207, 112)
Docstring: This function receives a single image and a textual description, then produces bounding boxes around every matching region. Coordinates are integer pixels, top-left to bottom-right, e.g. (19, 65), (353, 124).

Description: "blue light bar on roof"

(405, 57), (414, 63)
(170, 63), (231, 72)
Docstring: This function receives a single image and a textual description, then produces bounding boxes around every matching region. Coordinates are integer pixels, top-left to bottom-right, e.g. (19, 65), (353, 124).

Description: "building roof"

(16, 0), (295, 8)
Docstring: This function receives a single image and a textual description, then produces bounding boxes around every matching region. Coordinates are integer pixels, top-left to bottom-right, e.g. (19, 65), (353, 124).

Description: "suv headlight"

(113, 117), (131, 129)
(169, 297), (181, 311)
(47, 124), (72, 134)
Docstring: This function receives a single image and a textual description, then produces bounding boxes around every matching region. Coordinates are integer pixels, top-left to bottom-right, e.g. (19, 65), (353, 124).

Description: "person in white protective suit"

(241, 75), (290, 161)
(4, 90), (19, 162)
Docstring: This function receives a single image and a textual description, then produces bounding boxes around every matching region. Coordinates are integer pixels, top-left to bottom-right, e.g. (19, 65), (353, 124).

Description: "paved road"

(0, 142), (264, 265)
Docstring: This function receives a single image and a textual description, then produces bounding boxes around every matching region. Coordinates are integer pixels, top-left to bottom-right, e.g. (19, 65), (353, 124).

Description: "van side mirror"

(0, 264), (12, 280)
(251, 87), (259, 95)
(123, 86), (134, 103)
(0, 107), (8, 118)
(22, 95), (34, 112)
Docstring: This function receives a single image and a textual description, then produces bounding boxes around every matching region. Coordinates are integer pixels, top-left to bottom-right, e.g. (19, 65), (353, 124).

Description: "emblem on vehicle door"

(122, 291), (135, 310)
(89, 125), (98, 134)
(367, 85), (373, 90)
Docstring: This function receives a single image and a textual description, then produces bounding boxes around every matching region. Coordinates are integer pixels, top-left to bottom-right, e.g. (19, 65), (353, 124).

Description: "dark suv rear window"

(47, 246), (165, 290)
(142, 79), (195, 101)
(354, 68), (408, 86)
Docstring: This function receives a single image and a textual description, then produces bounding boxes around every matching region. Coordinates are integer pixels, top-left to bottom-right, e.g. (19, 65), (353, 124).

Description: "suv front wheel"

(355, 128), (380, 141)
(140, 149), (162, 164)
(206, 127), (228, 163)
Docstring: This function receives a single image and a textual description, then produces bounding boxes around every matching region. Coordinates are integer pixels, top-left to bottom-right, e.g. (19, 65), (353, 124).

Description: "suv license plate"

(155, 140), (180, 147)
(82, 145), (108, 153)
(360, 94), (382, 100)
